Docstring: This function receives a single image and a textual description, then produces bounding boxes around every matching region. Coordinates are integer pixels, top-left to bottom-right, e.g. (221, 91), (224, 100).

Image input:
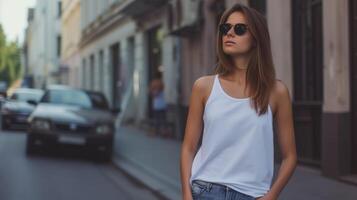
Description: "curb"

(112, 153), (181, 200)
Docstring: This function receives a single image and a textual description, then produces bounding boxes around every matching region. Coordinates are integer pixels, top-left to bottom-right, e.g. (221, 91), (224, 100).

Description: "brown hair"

(215, 3), (276, 116)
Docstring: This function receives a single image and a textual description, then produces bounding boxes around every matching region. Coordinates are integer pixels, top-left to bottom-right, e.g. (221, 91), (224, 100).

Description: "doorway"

(292, 0), (323, 167)
(350, 0), (357, 173)
(147, 26), (164, 118)
(110, 43), (121, 109)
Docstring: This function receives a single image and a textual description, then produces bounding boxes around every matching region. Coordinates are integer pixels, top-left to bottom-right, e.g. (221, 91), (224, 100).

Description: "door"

(350, 0), (357, 173)
(147, 26), (164, 118)
(90, 54), (95, 90)
(292, 0), (323, 167)
(110, 43), (121, 109)
(249, 0), (266, 15)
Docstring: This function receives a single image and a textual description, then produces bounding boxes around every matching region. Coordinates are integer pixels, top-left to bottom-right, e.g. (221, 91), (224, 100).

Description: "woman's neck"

(232, 54), (250, 70)
(225, 55), (249, 84)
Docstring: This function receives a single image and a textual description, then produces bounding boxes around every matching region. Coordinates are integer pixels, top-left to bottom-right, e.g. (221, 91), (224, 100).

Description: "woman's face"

(221, 12), (255, 56)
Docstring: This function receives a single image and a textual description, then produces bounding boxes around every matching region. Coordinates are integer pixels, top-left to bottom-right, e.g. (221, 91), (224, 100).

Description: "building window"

(58, 1), (62, 18)
(82, 59), (86, 89)
(90, 54), (95, 90)
(57, 35), (61, 57)
(99, 50), (104, 90)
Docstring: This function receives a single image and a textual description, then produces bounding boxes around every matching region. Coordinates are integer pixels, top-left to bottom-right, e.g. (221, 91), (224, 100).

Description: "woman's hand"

(256, 192), (277, 200)
(183, 193), (193, 200)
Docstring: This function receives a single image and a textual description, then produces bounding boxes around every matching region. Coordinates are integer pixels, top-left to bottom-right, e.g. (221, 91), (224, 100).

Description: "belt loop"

(208, 182), (212, 192)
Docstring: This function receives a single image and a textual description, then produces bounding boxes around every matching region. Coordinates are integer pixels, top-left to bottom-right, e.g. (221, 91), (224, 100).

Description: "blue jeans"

(191, 180), (256, 200)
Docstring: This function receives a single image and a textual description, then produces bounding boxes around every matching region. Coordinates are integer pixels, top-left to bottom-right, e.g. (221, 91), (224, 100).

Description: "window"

(58, 1), (62, 18)
(99, 50), (104, 90)
(41, 89), (92, 108)
(82, 59), (86, 89)
(90, 55), (95, 90)
(57, 35), (61, 57)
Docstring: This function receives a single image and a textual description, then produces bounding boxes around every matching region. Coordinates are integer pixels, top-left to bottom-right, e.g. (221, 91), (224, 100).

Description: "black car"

(0, 81), (8, 105)
(26, 87), (119, 161)
(1, 88), (44, 130)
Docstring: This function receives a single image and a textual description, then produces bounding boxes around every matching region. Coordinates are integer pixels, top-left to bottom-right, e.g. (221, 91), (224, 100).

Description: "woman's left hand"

(255, 192), (277, 200)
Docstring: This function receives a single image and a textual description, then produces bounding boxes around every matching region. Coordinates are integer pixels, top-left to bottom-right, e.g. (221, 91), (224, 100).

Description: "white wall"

(28, 0), (61, 88)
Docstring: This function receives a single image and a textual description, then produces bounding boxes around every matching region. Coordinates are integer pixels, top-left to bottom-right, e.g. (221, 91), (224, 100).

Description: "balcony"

(168, 0), (203, 37)
(121, 0), (169, 17)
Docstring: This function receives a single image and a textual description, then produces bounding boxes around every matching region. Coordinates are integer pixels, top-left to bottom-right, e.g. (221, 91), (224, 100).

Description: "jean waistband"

(192, 180), (229, 191)
(192, 180), (255, 199)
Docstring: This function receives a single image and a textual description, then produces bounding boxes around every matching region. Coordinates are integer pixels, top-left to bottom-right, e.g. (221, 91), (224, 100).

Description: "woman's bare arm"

(261, 81), (297, 199)
(180, 77), (209, 200)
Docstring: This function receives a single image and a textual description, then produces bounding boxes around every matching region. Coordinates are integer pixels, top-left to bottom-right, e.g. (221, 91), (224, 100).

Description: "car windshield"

(10, 91), (43, 102)
(41, 89), (109, 110)
(41, 89), (92, 108)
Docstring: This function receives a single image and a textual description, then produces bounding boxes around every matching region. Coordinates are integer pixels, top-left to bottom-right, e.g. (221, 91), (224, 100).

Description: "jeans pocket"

(191, 181), (207, 198)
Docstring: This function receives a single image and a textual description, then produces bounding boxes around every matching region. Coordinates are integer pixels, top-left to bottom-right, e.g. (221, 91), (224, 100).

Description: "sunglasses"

(219, 23), (248, 36)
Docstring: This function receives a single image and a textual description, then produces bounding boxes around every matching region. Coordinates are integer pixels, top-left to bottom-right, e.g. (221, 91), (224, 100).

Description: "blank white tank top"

(189, 74), (274, 198)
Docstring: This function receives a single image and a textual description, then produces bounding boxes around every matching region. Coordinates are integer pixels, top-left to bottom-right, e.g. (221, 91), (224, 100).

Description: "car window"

(86, 92), (109, 110)
(10, 92), (43, 102)
(41, 89), (92, 108)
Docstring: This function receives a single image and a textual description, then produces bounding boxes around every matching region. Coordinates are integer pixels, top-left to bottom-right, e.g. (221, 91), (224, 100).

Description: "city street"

(0, 128), (162, 200)
(0, 1), (357, 200)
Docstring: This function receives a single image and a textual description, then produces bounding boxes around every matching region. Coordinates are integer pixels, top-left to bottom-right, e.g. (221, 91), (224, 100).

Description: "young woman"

(180, 3), (297, 200)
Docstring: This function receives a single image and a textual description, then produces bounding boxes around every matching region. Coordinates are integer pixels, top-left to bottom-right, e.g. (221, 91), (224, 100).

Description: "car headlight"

(1, 107), (12, 114)
(32, 119), (51, 131)
(96, 124), (112, 135)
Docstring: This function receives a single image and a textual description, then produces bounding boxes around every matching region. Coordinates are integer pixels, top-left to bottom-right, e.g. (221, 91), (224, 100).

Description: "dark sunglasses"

(219, 23), (248, 36)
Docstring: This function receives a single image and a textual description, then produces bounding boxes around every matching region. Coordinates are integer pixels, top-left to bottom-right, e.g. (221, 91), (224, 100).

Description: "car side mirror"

(27, 100), (38, 106)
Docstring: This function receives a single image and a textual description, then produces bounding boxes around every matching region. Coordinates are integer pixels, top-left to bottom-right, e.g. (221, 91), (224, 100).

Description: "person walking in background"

(180, 3), (297, 200)
(149, 72), (169, 137)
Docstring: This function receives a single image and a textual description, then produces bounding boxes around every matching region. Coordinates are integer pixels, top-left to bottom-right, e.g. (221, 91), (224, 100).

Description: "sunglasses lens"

(219, 24), (232, 35)
(234, 24), (247, 36)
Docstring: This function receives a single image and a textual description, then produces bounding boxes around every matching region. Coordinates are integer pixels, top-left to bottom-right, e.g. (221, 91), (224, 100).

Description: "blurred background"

(0, 0), (356, 199)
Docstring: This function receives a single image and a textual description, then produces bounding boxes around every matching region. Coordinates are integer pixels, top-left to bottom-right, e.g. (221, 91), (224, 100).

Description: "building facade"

(24, 0), (62, 88)
(75, 0), (356, 182)
(61, 0), (81, 87)
(79, 0), (177, 125)
(22, 8), (35, 87)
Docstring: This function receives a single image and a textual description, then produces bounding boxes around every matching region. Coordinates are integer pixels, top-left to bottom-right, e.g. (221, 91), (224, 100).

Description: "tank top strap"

(205, 74), (220, 105)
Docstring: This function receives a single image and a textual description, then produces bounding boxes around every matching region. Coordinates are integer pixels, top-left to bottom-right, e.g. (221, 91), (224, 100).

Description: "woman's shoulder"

(193, 75), (215, 90)
(270, 79), (291, 114)
(192, 75), (216, 100)
(272, 79), (290, 97)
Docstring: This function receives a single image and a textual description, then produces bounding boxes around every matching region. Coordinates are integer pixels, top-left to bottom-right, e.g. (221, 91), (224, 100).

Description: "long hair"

(215, 3), (276, 116)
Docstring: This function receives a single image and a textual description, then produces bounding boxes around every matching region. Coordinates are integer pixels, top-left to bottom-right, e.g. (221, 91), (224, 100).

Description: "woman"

(180, 3), (297, 200)
(149, 72), (168, 137)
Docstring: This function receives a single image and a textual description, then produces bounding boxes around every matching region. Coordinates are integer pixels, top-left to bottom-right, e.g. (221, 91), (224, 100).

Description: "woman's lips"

(224, 41), (236, 45)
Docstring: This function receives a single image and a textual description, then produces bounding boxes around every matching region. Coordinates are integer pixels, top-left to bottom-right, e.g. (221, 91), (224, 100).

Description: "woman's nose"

(227, 27), (235, 37)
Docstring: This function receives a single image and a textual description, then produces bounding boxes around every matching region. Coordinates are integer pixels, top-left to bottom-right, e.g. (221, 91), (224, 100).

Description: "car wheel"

(95, 145), (112, 162)
(1, 119), (9, 130)
(26, 134), (38, 155)
(101, 148), (112, 162)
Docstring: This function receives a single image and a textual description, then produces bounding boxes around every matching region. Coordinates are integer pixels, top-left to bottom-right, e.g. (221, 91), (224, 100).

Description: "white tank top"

(189, 74), (274, 198)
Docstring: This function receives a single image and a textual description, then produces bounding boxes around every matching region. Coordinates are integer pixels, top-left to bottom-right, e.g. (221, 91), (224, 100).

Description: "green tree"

(0, 25), (6, 72)
(0, 24), (22, 86)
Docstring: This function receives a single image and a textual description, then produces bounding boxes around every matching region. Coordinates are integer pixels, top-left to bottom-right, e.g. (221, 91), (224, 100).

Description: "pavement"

(113, 125), (357, 200)
(0, 129), (162, 200)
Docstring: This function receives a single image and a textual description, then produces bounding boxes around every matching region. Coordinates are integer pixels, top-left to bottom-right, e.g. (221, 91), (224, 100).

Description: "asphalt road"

(0, 128), (163, 200)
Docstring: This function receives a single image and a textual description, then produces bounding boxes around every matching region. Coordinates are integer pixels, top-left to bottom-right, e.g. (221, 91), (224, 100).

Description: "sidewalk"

(113, 125), (357, 200)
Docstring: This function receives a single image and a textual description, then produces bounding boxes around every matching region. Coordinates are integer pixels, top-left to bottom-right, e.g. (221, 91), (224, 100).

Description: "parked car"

(1, 88), (44, 130)
(0, 81), (8, 108)
(26, 86), (120, 161)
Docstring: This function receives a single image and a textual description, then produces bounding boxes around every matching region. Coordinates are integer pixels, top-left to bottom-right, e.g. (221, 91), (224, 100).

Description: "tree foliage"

(0, 24), (22, 86)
